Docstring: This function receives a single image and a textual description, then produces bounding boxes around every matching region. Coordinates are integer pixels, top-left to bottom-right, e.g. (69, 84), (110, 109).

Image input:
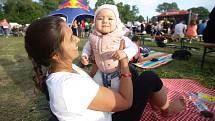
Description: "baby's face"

(95, 8), (117, 34)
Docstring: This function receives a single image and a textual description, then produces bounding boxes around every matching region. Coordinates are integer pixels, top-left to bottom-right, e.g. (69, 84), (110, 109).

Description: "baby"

(81, 4), (137, 91)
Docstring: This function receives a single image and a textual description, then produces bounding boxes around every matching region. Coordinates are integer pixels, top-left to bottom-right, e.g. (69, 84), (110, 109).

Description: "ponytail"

(31, 58), (49, 101)
(24, 16), (65, 101)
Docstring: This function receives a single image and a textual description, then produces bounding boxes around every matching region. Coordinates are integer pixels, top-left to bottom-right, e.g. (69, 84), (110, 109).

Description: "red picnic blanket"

(140, 79), (215, 121)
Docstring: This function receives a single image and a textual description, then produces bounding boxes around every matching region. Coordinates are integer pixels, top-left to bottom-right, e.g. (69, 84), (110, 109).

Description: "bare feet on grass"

(161, 96), (186, 117)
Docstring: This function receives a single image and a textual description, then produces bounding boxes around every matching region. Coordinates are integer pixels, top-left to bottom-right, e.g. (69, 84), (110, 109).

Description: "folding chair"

(201, 43), (215, 69)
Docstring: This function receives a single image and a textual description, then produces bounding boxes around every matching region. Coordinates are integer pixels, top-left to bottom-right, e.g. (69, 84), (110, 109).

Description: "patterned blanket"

(133, 51), (173, 69)
(140, 79), (215, 121)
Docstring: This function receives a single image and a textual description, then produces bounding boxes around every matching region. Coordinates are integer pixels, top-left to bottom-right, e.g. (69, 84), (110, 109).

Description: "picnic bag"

(172, 50), (191, 60)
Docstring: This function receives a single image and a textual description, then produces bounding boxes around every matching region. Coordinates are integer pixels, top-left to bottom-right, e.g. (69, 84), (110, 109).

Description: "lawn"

(0, 36), (214, 120)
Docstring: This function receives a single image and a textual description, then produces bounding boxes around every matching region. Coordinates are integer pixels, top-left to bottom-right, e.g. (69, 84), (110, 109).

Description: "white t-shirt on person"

(174, 23), (186, 36)
(46, 64), (112, 121)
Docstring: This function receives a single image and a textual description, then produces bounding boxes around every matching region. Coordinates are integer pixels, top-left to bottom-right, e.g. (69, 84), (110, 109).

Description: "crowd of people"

(72, 19), (94, 38)
(0, 18), (28, 37)
(138, 18), (208, 43)
(69, 18), (208, 45)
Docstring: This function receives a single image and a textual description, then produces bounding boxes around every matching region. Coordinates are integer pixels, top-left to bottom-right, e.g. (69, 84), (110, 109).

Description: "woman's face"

(60, 22), (80, 61)
(95, 8), (117, 34)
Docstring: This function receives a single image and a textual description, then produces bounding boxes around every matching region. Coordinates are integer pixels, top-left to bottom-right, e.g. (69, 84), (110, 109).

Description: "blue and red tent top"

(49, 0), (95, 26)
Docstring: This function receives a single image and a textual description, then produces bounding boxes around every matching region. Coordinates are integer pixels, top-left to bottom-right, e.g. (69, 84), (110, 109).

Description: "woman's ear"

(51, 53), (60, 62)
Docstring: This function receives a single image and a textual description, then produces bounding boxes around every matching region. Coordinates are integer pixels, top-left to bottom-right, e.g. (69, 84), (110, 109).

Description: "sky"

(88, 0), (215, 18)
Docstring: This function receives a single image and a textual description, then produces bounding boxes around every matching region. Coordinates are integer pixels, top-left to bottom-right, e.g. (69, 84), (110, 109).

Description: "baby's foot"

(161, 96), (186, 117)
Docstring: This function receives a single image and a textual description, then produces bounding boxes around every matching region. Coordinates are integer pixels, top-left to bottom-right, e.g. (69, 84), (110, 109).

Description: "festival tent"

(49, 0), (95, 26)
(156, 10), (198, 24)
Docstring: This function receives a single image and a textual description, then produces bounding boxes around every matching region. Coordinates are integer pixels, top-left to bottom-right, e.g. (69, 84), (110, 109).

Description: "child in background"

(130, 35), (151, 63)
(81, 4), (137, 91)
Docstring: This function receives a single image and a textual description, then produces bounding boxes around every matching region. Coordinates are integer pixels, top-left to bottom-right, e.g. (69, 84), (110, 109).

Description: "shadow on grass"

(0, 55), (51, 121)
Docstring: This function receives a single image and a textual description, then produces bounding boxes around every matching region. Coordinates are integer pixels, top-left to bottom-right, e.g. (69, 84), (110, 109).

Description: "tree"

(3, 0), (46, 24)
(156, 2), (179, 13)
(39, 0), (62, 13)
(95, 0), (115, 9)
(0, 0), (4, 12)
(116, 2), (142, 23)
(0, 11), (5, 20)
(187, 7), (209, 20)
(136, 15), (144, 22)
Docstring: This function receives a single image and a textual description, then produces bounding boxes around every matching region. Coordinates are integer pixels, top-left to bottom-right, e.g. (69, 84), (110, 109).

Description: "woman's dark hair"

(25, 16), (65, 99)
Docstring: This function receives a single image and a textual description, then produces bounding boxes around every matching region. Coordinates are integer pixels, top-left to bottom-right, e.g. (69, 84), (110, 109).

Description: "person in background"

(169, 19), (176, 34)
(2, 19), (10, 38)
(130, 35), (150, 64)
(77, 21), (81, 37)
(0, 20), (3, 35)
(85, 20), (90, 37)
(25, 15), (186, 121)
(72, 20), (78, 36)
(154, 20), (163, 35)
(145, 22), (152, 35)
(203, 6), (215, 43)
(186, 19), (197, 43)
(162, 19), (169, 34)
(197, 20), (207, 41)
(140, 22), (145, 33)
(89, 20), (94, 34)
(80, 19), (86, 37)
(173, 20), (186, 42)
(198, 20), (207, 35)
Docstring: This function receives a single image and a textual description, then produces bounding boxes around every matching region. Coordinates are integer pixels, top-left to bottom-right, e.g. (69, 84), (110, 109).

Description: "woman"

(25, 16), (185, 121)
(186, 19), (197, 43)
(72, 20), (78, 36)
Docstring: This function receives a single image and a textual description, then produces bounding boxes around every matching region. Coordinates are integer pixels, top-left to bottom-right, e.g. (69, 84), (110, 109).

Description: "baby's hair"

(132, 35), (140, 42)
(25, 16), (65, 100)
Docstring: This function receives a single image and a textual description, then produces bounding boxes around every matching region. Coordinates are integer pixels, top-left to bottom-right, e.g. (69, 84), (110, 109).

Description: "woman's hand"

(112, 50), (127, 61)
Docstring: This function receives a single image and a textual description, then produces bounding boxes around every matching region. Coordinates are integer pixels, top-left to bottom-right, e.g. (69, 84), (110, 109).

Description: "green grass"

(0, 36), (50, 121)
(142, 40), (215, 89)
(0, 36), (214, 120)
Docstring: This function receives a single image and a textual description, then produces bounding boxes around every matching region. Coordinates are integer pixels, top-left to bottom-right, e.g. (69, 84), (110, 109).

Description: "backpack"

(172, 50), (192, 60)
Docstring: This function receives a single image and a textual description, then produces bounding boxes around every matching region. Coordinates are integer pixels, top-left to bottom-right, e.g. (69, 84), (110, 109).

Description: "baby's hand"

(81, 56), (89, 65)
(112, 50), (127, 61)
